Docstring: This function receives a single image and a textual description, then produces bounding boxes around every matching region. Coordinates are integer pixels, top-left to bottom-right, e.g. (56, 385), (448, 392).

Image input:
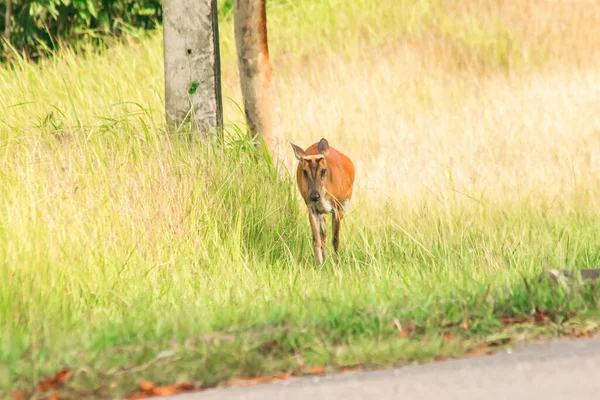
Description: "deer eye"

(321, 169), (327, 176)
(303, 170), (309, 178)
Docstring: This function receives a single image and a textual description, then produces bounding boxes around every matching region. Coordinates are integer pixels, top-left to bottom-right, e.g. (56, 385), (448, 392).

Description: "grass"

(2, 0), (600, 397)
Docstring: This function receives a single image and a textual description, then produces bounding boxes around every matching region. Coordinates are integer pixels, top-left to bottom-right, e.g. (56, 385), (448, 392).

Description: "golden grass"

(2, 0), (600, 206)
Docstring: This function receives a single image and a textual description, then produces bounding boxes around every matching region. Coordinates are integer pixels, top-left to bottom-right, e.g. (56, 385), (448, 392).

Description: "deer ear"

(290, 143), (305, 161)
(318, 138), (330, 157)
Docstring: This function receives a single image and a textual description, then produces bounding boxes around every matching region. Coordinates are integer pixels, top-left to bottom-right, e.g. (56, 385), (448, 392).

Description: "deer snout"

(309, 192), (321, 202)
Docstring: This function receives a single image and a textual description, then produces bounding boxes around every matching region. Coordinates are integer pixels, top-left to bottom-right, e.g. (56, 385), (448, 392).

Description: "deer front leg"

(309, 210), (324, 264)
(318, 214), (327, 260)
(332, 209), (343, 253)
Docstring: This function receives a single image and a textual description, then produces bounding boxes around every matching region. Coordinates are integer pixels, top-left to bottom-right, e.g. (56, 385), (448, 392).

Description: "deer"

(290, 138), (355, 265)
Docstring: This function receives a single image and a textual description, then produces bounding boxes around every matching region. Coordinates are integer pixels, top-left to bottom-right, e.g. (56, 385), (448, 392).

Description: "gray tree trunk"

(234, 0), (284, 163)
(163, 0), (223, 135)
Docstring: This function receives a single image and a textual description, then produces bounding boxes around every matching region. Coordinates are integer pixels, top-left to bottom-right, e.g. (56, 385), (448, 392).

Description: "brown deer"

(291, 138), (355, 264)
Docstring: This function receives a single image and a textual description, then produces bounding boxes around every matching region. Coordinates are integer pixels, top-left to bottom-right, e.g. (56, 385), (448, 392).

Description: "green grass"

(2, 0), (600, 397)
(2, 128), (599, 397)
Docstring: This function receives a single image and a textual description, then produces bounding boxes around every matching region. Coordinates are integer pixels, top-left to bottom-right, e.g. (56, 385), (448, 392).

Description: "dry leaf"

(533, 307), (550, 324)
(443, 334), (452, 343)
(176, 382), (197, 391)
(139, 381), (154, 392)
(307, 366), (325, 375)
(55, 370), (73, 384)
(568, 330), (594, 339)
(467, 347), (495, 357)
(501, 316), (530, 326)
(10, 392), (27, 400)
(276, 372), (292, 380)
(37, 369), (73, 393)
(127, 393), (152, 400)
(229, 376), (278, 387)
(255, 376), (278, 384)
(128, 382), (197, 399)
(571, 332), (587, 338)
(462, 321), (470, 330)
(152, 386), (179, 396)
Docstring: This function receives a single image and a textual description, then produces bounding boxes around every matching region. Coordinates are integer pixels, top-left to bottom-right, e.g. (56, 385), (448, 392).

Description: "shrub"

(1, 0), (162, 62)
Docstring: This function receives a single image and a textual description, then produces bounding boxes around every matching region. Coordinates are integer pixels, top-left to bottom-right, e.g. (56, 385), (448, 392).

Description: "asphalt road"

(164, 335), (600, 400)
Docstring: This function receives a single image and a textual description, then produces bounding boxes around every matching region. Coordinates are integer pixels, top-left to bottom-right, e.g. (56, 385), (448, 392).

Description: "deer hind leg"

(332, 208), (343, 253)
(309, 210), (324, 264)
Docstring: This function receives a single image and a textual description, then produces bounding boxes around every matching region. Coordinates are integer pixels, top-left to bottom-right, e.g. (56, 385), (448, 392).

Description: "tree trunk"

(3, 0), (11, 44)
(163, 0), (223, 136)
(234, 0), (284, 164)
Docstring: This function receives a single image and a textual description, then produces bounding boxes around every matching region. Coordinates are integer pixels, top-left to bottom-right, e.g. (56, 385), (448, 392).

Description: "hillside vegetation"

(1, 0), (600, 397)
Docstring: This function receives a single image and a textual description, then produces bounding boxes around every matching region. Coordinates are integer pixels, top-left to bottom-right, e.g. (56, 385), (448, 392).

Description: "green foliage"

(0, 0), (300, 63)
(1, 0), (162, 62)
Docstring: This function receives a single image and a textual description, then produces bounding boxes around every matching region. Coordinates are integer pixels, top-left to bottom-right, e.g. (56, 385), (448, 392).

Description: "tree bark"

(163, 0), (223, 136)
(234, 0), (284, 164)
(3, 0), (11, 44)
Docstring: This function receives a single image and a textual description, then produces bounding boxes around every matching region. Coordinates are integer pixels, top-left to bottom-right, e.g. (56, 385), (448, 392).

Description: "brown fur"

(291, 138), (355, 264)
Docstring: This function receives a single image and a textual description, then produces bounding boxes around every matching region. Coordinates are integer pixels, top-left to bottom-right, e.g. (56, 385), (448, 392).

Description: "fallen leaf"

(128, 382), (197, 399)
(229, 376), (278, 387)
(139, 381), (154, 392)
(568, 330), (594, 339)
(152, 386), (179, 396)
(462, 321), (470, 330)
(276, 371), (292, 380)
(501, 316), (530, 326)
(466, 348), (487, 356)
(10, 392), (27, 400)
(572, 332), (587, 338)
(307, 366), (325, 375)
(127, 393), (152, 400)
(176, 382), (197, 391)
(434, 356), (449, 362)
(56, 370), (73, 383)
(37, 369), (73, 393)
(443, 334), (452, 343)
(533, 307), (550, 324)
(256, 376), (279, 384)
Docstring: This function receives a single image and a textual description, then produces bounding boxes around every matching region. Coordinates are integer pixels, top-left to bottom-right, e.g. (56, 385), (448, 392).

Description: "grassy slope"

(2, 0), (600, 397)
